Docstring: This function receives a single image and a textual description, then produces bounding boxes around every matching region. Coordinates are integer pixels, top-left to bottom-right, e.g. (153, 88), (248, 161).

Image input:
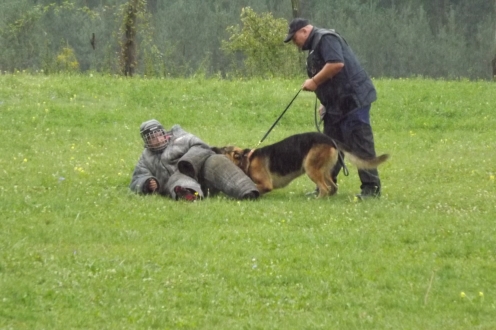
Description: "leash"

(313, 95), (349, 176)
(256, 88), (302, 146)
(314, 96), (323, 133)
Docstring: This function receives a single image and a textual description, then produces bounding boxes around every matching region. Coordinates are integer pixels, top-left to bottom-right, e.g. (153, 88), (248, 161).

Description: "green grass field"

(0, 73), (495, 329)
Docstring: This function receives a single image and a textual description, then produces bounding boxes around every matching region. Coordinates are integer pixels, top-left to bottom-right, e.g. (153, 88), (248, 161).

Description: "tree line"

(1, 0), (495, 80)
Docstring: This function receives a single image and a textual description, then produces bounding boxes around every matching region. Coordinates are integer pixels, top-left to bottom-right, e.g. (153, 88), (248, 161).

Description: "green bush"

(222, 7), (303, 78)
(56, 46), (80, 73)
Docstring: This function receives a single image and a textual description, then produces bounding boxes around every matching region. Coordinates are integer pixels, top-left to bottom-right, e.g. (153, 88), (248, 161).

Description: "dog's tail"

(329, 138), (389, 169)
(342, 151), (389, 169)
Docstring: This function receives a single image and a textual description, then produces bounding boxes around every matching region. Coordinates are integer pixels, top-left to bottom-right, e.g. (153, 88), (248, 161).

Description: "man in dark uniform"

(284, 18), (383, 199)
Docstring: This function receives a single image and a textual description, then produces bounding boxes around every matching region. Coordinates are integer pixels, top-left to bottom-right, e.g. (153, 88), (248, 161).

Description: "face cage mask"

(142, 129), (170, 152)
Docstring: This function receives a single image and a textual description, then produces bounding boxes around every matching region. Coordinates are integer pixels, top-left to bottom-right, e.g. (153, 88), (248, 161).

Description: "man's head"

(140, 119), (170, 152)
(283, 18), (312, 48)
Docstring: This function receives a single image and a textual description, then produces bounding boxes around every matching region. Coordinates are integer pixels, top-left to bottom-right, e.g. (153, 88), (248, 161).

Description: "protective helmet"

(139, 119), (170, 152)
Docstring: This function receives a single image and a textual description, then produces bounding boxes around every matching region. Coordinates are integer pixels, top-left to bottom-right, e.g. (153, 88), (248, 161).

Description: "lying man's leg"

(167, 171), (203, 201)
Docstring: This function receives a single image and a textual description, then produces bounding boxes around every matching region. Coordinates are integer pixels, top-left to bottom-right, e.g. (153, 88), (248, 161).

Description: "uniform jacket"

(304, 27), (377, 117)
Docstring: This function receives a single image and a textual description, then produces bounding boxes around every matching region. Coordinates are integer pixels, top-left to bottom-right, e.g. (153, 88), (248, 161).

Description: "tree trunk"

(493, 0), (496, 79)
(492, 55), (496, 80)
(122, 0), (138, 77)
(290, 0), (299, 18)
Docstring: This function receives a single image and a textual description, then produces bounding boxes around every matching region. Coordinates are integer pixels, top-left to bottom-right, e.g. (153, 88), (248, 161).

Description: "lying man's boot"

(174, 186), (199, 202)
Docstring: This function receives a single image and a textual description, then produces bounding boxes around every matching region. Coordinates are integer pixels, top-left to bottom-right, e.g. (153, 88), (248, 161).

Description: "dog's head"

(211, 146), (251, 172)
(211, 146), (246, 167)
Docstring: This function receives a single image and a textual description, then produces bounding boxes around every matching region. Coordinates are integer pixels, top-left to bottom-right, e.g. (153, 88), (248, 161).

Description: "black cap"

(283, 18), (309, 43)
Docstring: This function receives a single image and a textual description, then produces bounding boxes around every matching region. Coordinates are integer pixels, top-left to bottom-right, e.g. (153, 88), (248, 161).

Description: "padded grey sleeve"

(201, 154), (258, 200)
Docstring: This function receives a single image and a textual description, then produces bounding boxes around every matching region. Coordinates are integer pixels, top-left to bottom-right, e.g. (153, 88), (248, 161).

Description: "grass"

(0, 73), (495, 329)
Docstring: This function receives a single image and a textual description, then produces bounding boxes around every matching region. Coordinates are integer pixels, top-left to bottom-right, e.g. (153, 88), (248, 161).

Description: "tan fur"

(213, 134), (389, 198)
(214, 145), (336, 197)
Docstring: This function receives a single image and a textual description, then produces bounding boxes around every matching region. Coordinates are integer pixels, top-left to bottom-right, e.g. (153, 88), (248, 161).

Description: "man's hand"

(148, 179), (158, 192)
(302, 78), (318, 91)
(303, 63), (344, 92)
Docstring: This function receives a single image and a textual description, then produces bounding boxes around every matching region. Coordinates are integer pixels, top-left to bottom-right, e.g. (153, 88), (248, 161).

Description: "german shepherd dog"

(212, 132), (389, 198)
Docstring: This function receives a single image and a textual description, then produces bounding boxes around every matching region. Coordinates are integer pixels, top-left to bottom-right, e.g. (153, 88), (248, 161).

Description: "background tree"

(0, 0), (495, 79)
(290, 0), (299, 18)
(121, 0), (139, 76)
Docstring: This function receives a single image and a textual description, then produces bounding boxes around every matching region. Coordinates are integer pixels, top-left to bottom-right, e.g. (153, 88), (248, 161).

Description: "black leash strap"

(329, 139), (349, 177)
(314, 96), (323, 133)
(339, 152), (350, 176)
(257, 89), (302, 146)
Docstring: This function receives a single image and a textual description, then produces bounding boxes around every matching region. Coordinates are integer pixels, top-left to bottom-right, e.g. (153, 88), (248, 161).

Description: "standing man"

(284, 18), (383, 199)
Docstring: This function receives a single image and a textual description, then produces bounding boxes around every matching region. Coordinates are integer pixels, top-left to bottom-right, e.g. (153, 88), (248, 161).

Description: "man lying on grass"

(130, 119), (259, 201)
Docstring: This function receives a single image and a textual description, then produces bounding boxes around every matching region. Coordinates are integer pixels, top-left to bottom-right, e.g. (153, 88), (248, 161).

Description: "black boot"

(356, 185), (381, 200)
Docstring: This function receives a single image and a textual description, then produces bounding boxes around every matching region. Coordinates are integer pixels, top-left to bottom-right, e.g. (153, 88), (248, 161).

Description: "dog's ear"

(242, 148), (251, 158)
(211, 146), (232, 155)
(235, 148), (252, 172)
(211, 146), (223, 154)
(230, 147), (243, 160)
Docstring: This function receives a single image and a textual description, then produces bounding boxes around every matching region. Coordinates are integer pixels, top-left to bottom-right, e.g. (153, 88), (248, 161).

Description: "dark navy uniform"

(303, 28), (382, 196)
